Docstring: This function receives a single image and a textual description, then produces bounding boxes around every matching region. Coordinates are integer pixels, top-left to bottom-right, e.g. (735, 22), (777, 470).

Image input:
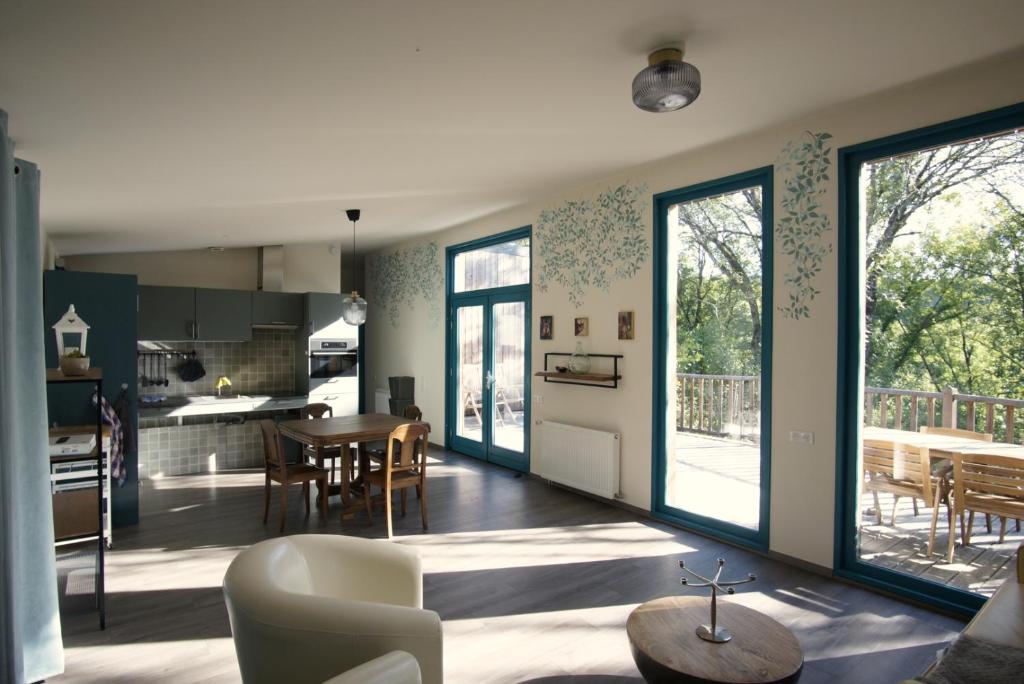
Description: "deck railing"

(676, 373), (1024, 446)
(865, 385), (1024, 445)
(677, 373), (760, 443)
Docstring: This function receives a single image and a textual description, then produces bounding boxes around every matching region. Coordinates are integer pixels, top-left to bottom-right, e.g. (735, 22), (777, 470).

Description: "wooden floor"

(55, 449), (966, 683)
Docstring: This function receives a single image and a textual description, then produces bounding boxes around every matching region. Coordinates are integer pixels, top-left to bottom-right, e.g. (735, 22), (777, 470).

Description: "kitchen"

(45, 243), (369, 530)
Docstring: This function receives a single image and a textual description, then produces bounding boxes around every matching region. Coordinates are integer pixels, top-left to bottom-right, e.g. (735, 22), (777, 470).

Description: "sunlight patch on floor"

(406, 521), (691, 573)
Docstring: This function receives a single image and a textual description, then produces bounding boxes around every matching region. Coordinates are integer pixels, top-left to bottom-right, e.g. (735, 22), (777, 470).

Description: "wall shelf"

(536, 353), (623, 388)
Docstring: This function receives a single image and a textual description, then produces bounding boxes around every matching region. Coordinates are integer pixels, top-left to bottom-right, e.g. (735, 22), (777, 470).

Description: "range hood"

(257, 245), (285, 292)
(254, 245), (298, 330)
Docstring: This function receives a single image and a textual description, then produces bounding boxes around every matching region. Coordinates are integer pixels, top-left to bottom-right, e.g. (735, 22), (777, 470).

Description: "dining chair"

(260, 419), (330, 533)
(300, 403), (352, 485)
(948, 451), (1024, 562)
(369, 405), (423, 465)
(863, 438), (935, 526)
(920, 426), (1001, 534)
(363, 423), (429, 539)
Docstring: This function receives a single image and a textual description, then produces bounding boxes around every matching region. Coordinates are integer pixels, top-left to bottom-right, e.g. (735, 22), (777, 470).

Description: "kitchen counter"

(138, 394), (309, 419)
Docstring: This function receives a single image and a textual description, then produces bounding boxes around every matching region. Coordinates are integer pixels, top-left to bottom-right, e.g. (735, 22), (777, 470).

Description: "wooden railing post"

(941, 386), (958, 428)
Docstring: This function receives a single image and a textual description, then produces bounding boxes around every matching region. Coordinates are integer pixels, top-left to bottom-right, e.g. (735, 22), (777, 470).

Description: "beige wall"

(365, 49), (1024, 569)
(63, 242), (365, 294)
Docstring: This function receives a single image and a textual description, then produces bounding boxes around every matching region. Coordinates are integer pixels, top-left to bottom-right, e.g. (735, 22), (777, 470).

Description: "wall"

(364, 49), (1024, 569)
(63, 242), (364, 293)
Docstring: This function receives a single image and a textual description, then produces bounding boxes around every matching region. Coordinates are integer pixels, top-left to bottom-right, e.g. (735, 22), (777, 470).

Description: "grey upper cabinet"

(252, 291), (303, 326)
(196, 288), (252, 341)
(138, 286), (197, 341)
(306, 292), (344, 336)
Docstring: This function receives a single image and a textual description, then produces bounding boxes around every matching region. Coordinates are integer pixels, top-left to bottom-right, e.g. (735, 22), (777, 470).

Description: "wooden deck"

(671, 431), (1022, 597)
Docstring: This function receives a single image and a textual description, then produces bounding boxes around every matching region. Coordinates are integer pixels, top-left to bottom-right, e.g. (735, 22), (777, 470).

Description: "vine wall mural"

(535, 182), (649, 307)
(776, 130), (833, 319)
(366, 241), (443, 327)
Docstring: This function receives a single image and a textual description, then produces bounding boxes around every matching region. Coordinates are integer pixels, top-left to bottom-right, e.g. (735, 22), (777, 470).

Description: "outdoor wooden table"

(277, 413), (431, 521)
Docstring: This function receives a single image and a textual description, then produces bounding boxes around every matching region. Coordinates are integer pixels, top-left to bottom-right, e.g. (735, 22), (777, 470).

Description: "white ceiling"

(3, 1), (1024, 256)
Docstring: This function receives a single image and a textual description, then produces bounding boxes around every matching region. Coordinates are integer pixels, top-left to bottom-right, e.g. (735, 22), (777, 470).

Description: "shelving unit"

(46, 367), (106, 630)
(535, 353), (624, 388)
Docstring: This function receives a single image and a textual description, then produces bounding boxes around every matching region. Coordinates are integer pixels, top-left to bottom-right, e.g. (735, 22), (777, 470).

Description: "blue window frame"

(836, 102), (1024, 616)
(444, 226), (532, 472)
(652, 167), (774, 550)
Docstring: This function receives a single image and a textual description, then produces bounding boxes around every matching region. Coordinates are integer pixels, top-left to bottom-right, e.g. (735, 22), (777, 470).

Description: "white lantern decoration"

(53, 305), (90, 357)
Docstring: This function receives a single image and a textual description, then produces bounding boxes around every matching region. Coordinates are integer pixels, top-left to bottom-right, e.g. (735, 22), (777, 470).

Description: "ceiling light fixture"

(340, 209), (367, 326)
(632, 46), (701, 113)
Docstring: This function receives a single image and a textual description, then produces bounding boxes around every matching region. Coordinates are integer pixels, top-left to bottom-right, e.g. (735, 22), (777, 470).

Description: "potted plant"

(59, 348), (91, 376)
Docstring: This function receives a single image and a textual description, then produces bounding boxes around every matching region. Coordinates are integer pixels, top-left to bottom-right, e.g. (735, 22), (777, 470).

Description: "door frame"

(651, 166), (774, 550)
(445, 226), (532, 471)
(835, 102), (1024, 616)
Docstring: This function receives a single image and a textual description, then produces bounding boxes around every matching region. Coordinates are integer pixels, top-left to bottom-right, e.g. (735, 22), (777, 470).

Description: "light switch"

(533, 394), (543, 404)
(789, 430), (814, 445)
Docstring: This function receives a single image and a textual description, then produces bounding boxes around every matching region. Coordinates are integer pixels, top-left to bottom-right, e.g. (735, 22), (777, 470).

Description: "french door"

(446, 228), (531, 471)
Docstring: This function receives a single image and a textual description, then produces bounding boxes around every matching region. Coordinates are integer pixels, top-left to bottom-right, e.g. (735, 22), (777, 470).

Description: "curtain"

(0, 110), (64, 682)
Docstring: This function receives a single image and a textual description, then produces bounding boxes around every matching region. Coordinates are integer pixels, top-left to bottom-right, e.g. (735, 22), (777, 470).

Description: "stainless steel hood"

(257, 245), (284, 293)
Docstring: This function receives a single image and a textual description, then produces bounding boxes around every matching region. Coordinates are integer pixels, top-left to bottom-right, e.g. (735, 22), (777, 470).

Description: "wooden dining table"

(276, 413), (431, 521)
(862, 426), (1024, 552)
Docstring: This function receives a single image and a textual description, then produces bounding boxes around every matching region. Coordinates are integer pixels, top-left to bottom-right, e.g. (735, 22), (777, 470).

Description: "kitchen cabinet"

(306, 292), (344, 336)
(138, 285), (196, 341)
(252, 291), (303, 326)
(196, 288), (252, 341)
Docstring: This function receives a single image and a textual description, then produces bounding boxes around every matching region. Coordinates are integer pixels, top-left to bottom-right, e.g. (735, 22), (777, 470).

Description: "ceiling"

(3, 1), (1024, 256)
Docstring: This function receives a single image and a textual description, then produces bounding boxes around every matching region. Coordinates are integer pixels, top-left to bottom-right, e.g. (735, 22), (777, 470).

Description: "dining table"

(276, 413), (431, 521)
(862, 426), (1024, 554)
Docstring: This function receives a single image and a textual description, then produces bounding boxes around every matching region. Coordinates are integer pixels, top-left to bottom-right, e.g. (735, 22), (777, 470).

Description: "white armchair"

(223, 535), (442, 684)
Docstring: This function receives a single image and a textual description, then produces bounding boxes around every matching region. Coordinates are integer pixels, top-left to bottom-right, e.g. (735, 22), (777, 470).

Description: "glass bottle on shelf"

(569, 341), (591, 374)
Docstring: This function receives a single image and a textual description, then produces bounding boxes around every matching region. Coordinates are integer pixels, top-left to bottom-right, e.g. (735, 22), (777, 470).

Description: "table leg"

(340, 445), (352, 506)
(315, 444), (326, 507)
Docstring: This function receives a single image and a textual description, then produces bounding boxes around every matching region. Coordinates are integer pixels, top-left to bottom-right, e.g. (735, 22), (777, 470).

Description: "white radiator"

(536, 421), (620, 499)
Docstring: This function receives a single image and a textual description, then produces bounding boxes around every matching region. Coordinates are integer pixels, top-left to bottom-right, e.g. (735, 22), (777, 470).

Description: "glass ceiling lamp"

(632, 46), (701, 113)
(340, 208), (367, 326)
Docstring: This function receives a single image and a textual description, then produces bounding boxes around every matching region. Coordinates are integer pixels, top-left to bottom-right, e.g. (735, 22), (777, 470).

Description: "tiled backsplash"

(138, 328), (295, 399)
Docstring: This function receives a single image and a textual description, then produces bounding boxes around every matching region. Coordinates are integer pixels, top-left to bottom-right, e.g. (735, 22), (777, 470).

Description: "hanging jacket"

(93, 393), (126, 486)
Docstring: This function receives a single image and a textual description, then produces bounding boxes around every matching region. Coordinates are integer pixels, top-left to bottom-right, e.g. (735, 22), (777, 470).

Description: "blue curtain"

(0, 110), (64, 682)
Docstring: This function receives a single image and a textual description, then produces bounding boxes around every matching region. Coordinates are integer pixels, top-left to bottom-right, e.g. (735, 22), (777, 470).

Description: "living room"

(2, 2), (1023, 683)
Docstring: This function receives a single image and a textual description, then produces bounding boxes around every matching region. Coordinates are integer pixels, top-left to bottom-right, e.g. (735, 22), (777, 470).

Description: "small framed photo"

(574, 317), (589, 337)
(618, 311), (635, 340)
(539, 315), (553, 340)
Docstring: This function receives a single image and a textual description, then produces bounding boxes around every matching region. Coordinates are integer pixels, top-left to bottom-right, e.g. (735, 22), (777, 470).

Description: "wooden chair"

(363, 423), (429, 539)
(863, 439), (935, 526)
(368, 405), (423, 466)
(920, 426), (1002, 533)
(260, 419), (330, 533)
(300, 403), (352, 484)
(948, 451), (1024, 562)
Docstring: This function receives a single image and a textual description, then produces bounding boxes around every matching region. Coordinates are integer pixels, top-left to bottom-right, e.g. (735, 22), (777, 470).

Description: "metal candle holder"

(678, 558), (756, 643)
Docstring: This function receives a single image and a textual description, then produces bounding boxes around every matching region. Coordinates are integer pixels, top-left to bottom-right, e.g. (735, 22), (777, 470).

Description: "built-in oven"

(308, 337), (359, 416)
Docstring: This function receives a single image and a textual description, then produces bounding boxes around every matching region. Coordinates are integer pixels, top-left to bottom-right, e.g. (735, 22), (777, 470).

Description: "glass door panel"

(454, 304), (484, 447)
(654, 168), (772, 549)
(491, 300), (527, 457)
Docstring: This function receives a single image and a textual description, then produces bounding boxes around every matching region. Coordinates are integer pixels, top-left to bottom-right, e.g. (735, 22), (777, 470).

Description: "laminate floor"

(55, 449), (965, 683)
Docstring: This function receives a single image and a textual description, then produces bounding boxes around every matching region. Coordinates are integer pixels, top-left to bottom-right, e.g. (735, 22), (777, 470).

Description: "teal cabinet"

(306, 292), (344, 335)
(196, 288), (252, 341)
(252, 291), (303, 326)
(138, 285), (196, 341)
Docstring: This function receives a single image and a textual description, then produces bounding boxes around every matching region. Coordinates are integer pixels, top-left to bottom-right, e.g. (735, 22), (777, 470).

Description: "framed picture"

(574, 317), (589, 337)
(539, 315), (553, 340)
(618, 311), (635, 340)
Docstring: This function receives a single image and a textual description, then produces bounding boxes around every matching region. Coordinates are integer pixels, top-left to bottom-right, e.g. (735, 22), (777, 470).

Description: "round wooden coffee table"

(627, 596), (803, 684)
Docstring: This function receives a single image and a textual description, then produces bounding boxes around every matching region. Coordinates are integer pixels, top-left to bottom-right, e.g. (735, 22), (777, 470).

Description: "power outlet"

(789, 430), (814, 445)
(533, 394), (543, 404)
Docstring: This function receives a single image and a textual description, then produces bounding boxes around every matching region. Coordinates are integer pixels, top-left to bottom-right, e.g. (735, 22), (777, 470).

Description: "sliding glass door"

(653, 168), (773, 549)
(837, 104), (1024, 613)
(446, 228), (531, 471)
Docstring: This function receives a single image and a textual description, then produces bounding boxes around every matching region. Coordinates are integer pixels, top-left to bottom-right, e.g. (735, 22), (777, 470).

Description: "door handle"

(485, 370), (495, 390)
